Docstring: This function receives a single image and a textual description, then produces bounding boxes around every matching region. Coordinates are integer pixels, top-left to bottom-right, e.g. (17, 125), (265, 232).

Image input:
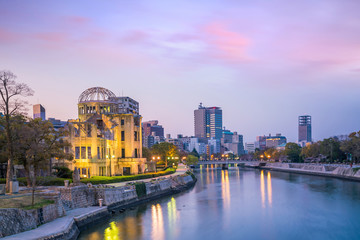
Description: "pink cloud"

(202, 23), (252, 63)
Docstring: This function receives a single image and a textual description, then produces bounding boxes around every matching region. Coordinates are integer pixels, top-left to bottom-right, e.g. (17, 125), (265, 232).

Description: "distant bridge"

(195, 160), (262, 169)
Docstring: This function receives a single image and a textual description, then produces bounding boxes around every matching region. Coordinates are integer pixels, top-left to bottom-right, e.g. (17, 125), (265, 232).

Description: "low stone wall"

(59, 185), (96, 210)
(97, 187), (138, 206)
(0, 208), (37, 238)
(262, 162), (360, 180)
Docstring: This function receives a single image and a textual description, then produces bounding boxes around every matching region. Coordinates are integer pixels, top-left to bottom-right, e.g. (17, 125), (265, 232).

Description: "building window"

(135, 148), (138, 158)
(87, 147), (92, 159)
(121, 148), (125, 158)
(134, 131), (138, 141)
(75, 147), (80, 159)
(87, 125), (91, 137)
(121, 119), (124, 126)
(97, 147), (100, 159)
(74, 127), (80, 137)
(81, 147), (86, 159)
(121, 131), (125, 141)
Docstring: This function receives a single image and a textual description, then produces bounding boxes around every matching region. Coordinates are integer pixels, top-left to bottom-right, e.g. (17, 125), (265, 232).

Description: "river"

(79, 166), (360, 240)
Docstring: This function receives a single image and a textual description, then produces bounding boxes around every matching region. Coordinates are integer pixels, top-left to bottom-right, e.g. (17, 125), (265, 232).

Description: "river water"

(79, 166), (360, 240)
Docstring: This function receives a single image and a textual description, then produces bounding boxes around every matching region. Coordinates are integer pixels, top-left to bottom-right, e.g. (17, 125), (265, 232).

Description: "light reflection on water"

(79, 168), (360, 240)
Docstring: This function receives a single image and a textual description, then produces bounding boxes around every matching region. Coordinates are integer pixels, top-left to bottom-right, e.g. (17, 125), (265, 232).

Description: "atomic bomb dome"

(78, 87), (116, 103)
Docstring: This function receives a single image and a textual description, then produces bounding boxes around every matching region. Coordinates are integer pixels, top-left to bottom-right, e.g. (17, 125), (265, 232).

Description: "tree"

(341, 131), (360, 163)
(0, 71), (33, 191)
(284, 143), (302, 162)
(142, 147), (151, 161)
(301, 142), (320, 159)
(15, 118), (72, 204)
(264, 148), (277, 160)
(185, 155), (198, 166)
(320, 138), (345, 162)
(151, 142), (178, 167)
(190, 148), (200, 158)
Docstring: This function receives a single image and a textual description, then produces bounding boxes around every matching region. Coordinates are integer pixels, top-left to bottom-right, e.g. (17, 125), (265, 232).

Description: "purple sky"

(1, 0), (359, 143)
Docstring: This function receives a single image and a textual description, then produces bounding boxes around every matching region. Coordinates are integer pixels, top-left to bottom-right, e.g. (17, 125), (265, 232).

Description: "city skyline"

(1, 0), (360, 143)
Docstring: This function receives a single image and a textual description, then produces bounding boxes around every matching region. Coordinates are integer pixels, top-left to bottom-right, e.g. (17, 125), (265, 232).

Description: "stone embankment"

(250, 162), (360, 181)
(1, 172), (196, 239)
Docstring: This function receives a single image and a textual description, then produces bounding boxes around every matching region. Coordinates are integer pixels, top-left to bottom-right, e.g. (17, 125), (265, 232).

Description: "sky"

(0, 0), (359, 143)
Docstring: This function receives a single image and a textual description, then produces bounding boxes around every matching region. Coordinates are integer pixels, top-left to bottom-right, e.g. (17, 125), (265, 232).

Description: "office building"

(194, 103), (222, 140)
(142, 120), (164, 148)
(33, 104), (46, 120)
(299, 115), (312, 143)
(245, 142), (256, 153)
(266, 134), (287, 148)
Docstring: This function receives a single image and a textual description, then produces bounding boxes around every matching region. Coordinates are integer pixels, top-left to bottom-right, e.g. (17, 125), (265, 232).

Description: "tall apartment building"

(194, 103), (222, 140)
(299, 115), (312, 143)
(33, 104), (46, 120)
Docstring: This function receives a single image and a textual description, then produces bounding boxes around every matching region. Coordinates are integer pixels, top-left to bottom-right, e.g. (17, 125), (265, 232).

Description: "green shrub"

(80, 168), (175, 185)
(134, 182), (147, 198)
(0, 177), (71, 186)
(0, 168), (176, 186)
(53, 166), (73, 179)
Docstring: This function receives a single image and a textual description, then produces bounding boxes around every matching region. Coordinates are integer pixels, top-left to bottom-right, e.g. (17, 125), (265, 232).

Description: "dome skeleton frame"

(78, 87), (116, 103)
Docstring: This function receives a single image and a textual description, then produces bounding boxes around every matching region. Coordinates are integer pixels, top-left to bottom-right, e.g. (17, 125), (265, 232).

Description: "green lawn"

(0, 168), (176, 186)
(0, 196), (54, 210)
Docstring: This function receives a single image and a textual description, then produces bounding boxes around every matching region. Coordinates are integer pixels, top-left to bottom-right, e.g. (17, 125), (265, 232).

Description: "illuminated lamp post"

(260, 155), (264, 161)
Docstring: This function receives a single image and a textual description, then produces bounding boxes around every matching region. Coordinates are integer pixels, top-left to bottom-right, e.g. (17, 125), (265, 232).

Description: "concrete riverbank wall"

(1, 172), (197, 239)
(257, 162), (360, 180)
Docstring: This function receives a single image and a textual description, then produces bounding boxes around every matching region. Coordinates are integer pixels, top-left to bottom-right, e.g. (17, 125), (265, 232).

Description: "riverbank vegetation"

(250, 132), (360, 164)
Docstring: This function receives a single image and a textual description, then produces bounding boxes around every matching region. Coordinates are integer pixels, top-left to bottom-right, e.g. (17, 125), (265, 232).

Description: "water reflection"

(260, 170), (265, 208)
(104, 222), (119, 240)
(151, 204), (164, 240)
(267, 172), (272, 207)
(167, 197), (179, 238)
(221, 170), (230, 209)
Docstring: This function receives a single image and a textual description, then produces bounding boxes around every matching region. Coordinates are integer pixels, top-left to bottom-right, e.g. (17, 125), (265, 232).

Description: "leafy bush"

(53, 166), (73, 178)
(134, 182), (147, 198)
(0, 177), (71, 186)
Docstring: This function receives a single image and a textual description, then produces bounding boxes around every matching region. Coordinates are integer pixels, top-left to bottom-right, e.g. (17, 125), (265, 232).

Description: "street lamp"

(260, 155), (264, 161)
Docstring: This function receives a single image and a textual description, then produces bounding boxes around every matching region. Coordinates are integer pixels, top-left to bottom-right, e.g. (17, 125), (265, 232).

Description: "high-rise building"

(33, 104), (46, 120)
(142, 120), (164, 148)
(298, 115), (312, 143)
(194, 103), (222, 140)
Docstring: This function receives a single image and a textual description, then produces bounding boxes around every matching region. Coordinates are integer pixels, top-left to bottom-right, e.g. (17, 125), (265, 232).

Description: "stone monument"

(72, 167), (81, 186)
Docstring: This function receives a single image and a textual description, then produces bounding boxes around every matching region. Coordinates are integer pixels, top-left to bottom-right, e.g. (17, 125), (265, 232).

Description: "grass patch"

(81, 168), (175, 185)
(352, 167), (360, 174)
(0, 196), (54, 210)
